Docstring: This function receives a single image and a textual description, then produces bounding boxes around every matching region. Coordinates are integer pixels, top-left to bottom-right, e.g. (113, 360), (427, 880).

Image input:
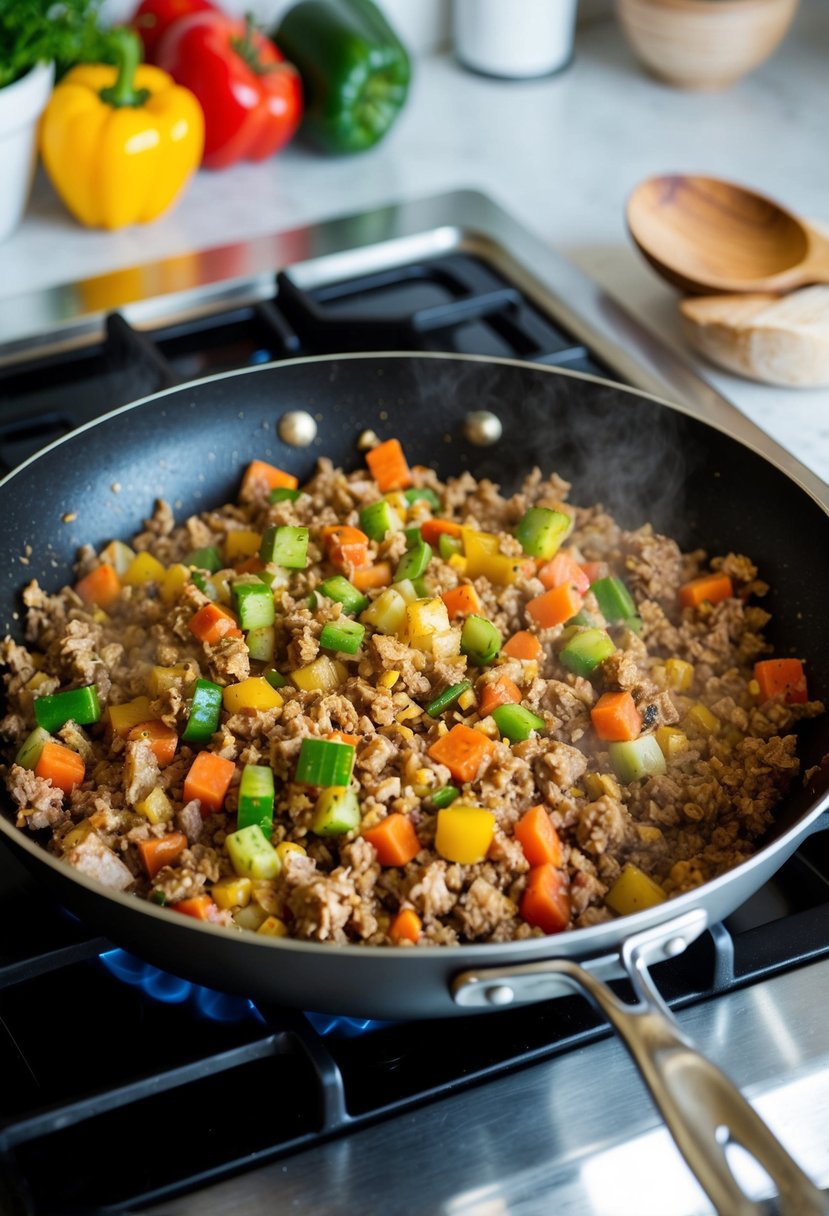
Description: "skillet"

(0, 353), (827, 1215)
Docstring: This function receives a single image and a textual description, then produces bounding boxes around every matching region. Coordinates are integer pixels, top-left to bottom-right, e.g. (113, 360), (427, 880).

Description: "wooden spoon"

(626, 174), (829, 294)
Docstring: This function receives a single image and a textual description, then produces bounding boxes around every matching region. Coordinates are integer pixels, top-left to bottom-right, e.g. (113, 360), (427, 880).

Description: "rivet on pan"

(485, 984), (515, 1007)
(278, 410), (317, 447)
(464, 410), (502, 446)
(664, 937), (686, 958)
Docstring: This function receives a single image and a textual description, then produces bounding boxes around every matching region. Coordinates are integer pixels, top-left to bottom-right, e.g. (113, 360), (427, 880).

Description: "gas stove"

(0, 191), (827, 1216)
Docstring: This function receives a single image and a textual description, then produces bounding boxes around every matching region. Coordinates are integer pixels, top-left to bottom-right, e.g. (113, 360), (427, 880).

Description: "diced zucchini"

(515, 507), (570, 560)
(225, 824), (280, 880)
(185, 546), (222, 573)
(559, 628), (616, 677)
(491, 703), (545, 743)
(233, 578), (275, 630)
(460, 614), (501, 665)
(259, 525), (309, 569)
(319, 619), (366, 655)
(246, 625), (276, 663)
(607, 735), (667, 783)
(359, 499), (403, 541)
(395, 539), (432, 582)
(318, 575), (369, 616)
(15, 726), (51, 771)
(311, 786), (361, 835)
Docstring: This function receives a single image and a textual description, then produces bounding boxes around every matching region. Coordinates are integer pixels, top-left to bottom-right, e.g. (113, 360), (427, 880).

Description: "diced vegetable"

(526, 583), (583, 629)
(362, 812), (420, 866)
(559, 628), (616, 677)
(460, 614), (501, 665)
(425, 680), (472, 717)
(588, 576), (635, 622)
(366, 438), (412, 492)
(391, 578), (418, 604)
(389, 908), (422, 944)
(430, 786), (460, 809)
(190, 571), (218, 601)
(290, 656), (348, 692)
(438, 533), (463, 561)
(258, 915), (289, 936)
(137, 832), (187, 879)
(665, 658), (694, 692)
(420, 518), (462, 548)
(183, 751), (235, 815)
(295, 737), (355, 786)
(520, 864), (570, 934)
(182, 678), (223, 743)
(223, 677), (284, 714)
(428, 724), (495, 784)
(311, 786), (361, 835)
(405, 597), (450, 652)
(188, 602), (243, 644)
(128, 720), (178, 767)
(502, 631), (543, 662)
(225, 823), (280, 880)
(15, 726), (51, 771)
(684, 703), (720, 736)
(360, 587), (407, 635)
(435, 804), (495, 864)
(607, 736), (667, 783)
(655, 726), (688, 759)
(478, 675), (522, 719)
(359, 498), (403, 541)
(185, 545), (222, 573)
(515, 507), (570, 560)
(224, 529), (262, 562)
(212, 876), (253, 910)
(161, 564), (190, 604)
(123, 551), (166, 585)
(237, 764), (276, 839)
(269, 486), (301, 504)
(135, 786), (174, 825)
(538, 551), (590, 593)
(351, 563), (393, 592)
(318, 575), (369, 616)
(34, 685), (101, 732)
(233, 579), (275, 629)
(492, 703), (545, 743)
(463, 529), (525, 585)
(515, 805), (562, 867)
(406, 487), (441, 510)
(264, 668), (288, 689)
(260, 525), (309, 569)
(395, 539), (432, 582)
(107, 696), (153, 737)
(75, 563), (121, 609)
(246, 625), (275, 663)
(754, 658), (808, 704)
(100, 539), (135, 576)
(322, 525), (371, 571)
(320, 619), (366, 655)
(275, 841), (307, 865)
(590, 691), (641, 742)
(441, 583), (481, 620)
(34, 741), (85, 795)
(172, 896), (220, 921)
(605, 863), (666, 915)
(240, 460), (298, 501)
(679, 573), (733, 609)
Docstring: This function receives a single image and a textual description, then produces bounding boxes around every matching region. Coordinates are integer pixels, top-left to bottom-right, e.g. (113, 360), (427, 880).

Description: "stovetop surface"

(0, 193), (827, 1216)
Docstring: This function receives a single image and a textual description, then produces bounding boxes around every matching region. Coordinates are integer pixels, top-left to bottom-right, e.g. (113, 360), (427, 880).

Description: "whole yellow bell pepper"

(39, 28), (204, 231)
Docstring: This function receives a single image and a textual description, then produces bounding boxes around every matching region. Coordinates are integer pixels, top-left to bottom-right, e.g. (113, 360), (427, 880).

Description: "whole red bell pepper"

(156, 11), (303, 170)
(131, 0), (216, 63)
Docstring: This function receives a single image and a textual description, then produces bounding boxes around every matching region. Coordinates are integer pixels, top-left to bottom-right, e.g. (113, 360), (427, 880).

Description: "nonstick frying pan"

(0, 354), (827, 1215)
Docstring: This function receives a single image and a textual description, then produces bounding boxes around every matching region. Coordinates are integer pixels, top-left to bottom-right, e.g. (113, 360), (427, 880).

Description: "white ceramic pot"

(454, 0), (579, 78)
(0, 60), (55, 243)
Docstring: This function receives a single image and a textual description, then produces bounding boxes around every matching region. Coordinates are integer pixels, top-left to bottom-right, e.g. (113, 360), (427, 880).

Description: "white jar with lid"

(454, 0), (579, 79)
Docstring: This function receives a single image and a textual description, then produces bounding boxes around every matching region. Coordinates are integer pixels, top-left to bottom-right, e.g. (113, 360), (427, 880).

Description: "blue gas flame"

(98, 949), (387, 1037)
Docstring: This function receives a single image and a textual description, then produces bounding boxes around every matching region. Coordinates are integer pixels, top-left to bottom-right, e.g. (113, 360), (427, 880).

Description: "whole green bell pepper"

(273, 0), (411, 154)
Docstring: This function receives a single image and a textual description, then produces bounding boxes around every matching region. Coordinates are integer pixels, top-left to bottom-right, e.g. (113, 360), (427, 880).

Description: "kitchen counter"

(3, 4), (828, 484)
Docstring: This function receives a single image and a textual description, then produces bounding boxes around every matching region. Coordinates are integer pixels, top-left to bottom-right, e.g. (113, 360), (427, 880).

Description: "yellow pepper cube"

(361, 589), (407, 636)
(383, 491), (409, 519)
(275, 841), (307, 866)
(447, 554), (468, 575)
(212, 876), (253, 910)
(290, 656), (348, 693)
(135, 787), (173, 825)
(406, 598), (450, 651)
(107, 696), (153, 737)
(148, 664), (189, 696)
(378, 670), (400, 690)
(435, 804), (496, 865)
(605, 863), (666, 916)
(223, 677), (284, 714)
(123, 551), (167, 586)
(224, 529), (262, 562)
(655, 726), (689, 760)
(100, 539), (136, 576)
(684, 703), (720, 736)
(665, 658), (694, 693)
(161, 563), (191, 604)
(233, 903), (269, 932)
(25, 671), (52, 691)
(463, 531), (523, 585)
(257, 915), (289, 937)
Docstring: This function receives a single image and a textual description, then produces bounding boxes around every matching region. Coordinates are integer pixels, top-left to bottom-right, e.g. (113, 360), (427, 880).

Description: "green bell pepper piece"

(318, 575), (369, 616)
(559, 628), (616, 678)
(359, 498), (402, 541)
(395, 539), (432, 582)
(269, 487), (302, 504)
(295, 737), (355, 786)
(591, 576), (637, 622)
(515, 507), (570, 561)
(460, 614), (502, 665)
(405, 487), (441, 510)
(492, 703), (545, 743)
(34, 685), (101, 732)
(182, 678), (223, 744)
(185, 546), (222, 573)
(320, 618), (366, 655)
(274, 0), (411, 155)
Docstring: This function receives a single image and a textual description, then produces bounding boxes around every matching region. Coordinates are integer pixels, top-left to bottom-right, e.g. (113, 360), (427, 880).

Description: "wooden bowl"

(615, 0), (799, 90)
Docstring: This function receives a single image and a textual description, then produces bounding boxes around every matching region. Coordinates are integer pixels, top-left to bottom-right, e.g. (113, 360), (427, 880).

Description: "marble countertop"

(4, 5), (828, 484)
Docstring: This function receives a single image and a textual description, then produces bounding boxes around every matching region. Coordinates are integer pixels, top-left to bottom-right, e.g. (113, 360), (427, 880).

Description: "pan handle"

(452, 926), (828, 1216)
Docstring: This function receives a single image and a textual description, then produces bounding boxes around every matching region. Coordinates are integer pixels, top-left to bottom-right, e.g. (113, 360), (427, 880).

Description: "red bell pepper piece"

(157, 12), (303, 170)
(132, 0), (216, 64)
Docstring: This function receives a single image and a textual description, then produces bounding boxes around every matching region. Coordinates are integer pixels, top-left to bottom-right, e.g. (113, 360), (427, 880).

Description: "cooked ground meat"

(0, 452), (824, 947)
